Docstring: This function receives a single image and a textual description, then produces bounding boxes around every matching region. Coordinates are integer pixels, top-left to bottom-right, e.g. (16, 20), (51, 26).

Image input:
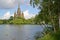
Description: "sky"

(0, 0), (39, 19)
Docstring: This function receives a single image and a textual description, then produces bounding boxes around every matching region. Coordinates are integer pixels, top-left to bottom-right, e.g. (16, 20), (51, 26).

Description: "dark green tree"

(30, 0), (60, 32)
(9, 16), (13, 20)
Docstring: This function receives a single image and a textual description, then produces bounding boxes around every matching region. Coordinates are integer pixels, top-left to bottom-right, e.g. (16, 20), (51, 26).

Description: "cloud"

(0, 10), (37, 19)
(23, 10), (36, 19)
(0, 0), (17, 9)
(0, 0), (30, 9)
(1, 11), (13, 19)
(2, 12), (11, 19)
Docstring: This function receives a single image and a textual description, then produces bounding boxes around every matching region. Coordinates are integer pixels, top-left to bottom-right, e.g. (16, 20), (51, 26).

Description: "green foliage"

(30, 0), (59, 32)
(37, 30), (60, 40)
(0, 16), (34, 24)
(34, 27), (60, 40)
(0, 20), (3, 24)
(11, 18), (34, 24)
(38, 33), (55, 40)
(13, 19), (23, 24)
(9, 16), (13, 20)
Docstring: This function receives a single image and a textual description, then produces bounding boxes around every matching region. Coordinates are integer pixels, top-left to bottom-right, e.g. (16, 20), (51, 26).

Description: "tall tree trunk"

(59, 13), (60, 28)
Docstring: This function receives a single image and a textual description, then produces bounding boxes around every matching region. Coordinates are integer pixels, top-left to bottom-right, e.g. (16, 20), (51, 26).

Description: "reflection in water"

(0, 25), (44, 40)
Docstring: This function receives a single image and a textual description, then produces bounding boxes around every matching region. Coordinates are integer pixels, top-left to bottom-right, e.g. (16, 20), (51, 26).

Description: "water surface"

(0, 25), (44, 40)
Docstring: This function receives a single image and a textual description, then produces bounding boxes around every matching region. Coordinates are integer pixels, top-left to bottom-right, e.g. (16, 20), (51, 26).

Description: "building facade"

(14, 4), (24, 19)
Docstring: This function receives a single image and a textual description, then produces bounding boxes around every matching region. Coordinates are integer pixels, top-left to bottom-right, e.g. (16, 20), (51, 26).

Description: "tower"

(14, 3), (24, 20)
(17, 3), (21, 17)
(14, 12), (16, 19)
(22, 12), (24, 18)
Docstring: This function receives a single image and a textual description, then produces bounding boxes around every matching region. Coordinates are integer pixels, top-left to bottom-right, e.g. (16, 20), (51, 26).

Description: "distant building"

(14, 4), (24, 19)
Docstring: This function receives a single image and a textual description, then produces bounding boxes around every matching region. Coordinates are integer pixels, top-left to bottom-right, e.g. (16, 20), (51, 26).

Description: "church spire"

(13, 3), (24, 20)
(17, 3), (21, 17)
(18, 3), (20, 8)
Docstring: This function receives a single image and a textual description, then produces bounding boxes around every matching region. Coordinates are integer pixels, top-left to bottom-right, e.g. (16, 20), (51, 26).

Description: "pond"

(0, 25), (44, 40)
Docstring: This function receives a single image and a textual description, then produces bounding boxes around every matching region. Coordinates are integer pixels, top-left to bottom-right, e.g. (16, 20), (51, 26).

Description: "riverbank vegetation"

(34, 28), (60, 40)
(0, 16), (34, 24)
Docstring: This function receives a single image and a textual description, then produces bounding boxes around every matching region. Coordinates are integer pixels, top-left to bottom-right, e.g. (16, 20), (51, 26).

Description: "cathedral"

(14, 4), (24, 19)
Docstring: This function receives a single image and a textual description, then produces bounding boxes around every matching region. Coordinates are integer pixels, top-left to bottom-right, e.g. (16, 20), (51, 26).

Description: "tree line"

(0, 16), (34, 24)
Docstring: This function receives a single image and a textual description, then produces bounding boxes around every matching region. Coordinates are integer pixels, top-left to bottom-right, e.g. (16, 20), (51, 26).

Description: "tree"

(30, 0), (60, 32)
(9, 16), (13, 20)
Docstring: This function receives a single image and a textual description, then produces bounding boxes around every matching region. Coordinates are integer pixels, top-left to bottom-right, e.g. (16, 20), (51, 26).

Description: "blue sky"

(0, 0), (39, 19)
